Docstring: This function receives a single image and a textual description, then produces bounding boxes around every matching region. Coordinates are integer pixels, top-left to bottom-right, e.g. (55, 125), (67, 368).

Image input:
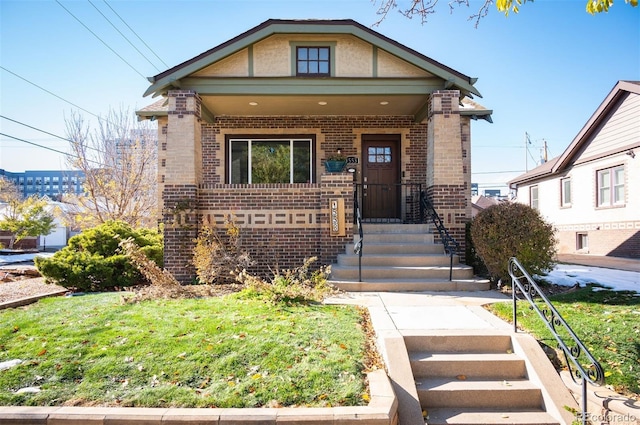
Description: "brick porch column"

(426, 90), (470, 262)
(162, 90), (203, 283)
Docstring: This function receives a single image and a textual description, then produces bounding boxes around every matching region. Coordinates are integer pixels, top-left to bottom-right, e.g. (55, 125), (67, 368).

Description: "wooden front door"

(362, 135), (401, 220)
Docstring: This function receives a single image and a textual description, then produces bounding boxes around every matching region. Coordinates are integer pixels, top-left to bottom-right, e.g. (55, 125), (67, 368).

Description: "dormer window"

(296, 46), (330, 76)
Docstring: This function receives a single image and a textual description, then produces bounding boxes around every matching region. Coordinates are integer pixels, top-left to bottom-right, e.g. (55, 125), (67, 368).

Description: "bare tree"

(63, 107), (158, 229)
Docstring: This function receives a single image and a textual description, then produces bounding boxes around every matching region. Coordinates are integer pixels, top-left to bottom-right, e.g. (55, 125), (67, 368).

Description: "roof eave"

(144, 19), (482, 99)
(551, 80), (640, 173)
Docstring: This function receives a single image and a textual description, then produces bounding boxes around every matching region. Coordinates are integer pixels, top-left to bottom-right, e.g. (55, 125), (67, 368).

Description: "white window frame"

(530, 185), (539, 209)
(561, 177), (571, 207)
(576, 232), (588, 251)
(228, 137), (314, 184)
(597, 165), (624, 207)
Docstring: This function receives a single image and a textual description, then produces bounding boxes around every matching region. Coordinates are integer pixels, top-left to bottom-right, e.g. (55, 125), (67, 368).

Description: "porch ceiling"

(200, 93), (427, 117)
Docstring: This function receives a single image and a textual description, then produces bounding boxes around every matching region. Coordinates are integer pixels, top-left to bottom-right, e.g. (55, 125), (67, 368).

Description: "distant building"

(0, 169), (85, 199)
(483, 189), (501, 197)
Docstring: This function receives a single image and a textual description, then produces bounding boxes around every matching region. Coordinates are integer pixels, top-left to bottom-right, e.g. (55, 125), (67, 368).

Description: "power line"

(102, 0), (169, 69)
(0, 115), (105, 155)
(0, 133), (103, 167)
(473, 170), (524, 175)
(0, 66), (101, 120)
(88, 0), (162, 72)
(0, 67), (133, 130)
(54, 0), (147, 80)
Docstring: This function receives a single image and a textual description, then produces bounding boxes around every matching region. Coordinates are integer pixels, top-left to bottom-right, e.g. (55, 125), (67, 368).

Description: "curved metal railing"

(353, 186), (364, 282)
(508, 257), (604, 425)
(420, 191), (459, 281)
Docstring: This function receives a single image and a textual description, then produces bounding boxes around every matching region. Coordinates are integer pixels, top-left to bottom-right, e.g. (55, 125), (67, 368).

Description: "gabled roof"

(143, 18), (482, 99)
(509, 80), (640, 187)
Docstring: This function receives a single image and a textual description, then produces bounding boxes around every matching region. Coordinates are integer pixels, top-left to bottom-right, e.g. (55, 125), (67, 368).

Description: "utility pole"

(525, 132), (531, 172)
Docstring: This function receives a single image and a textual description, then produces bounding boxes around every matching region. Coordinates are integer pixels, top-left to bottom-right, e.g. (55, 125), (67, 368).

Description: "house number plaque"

(329, 198), (346, 237)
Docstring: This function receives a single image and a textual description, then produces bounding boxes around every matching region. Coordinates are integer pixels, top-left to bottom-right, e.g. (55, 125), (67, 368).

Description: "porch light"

(380, 101), (389, 105)
(249, 102), (258, 106)
(318, 101), (327, 105)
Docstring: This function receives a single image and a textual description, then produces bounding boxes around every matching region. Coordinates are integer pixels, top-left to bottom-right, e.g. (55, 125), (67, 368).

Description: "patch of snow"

(15, 387), (41, 394)
(0, 359), (22, 371)
(0, 253), (53, 266)
(540, 264), (639, 293)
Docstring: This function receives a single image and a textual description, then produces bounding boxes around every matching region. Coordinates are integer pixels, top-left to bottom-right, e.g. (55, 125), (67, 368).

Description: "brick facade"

(556, 224), (640, 258)
(161, 89), (472, 282)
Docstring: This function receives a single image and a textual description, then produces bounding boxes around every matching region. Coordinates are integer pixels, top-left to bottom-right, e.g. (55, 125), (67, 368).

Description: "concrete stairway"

(329, 223), (489, 291)
(405, 333), (564, 425)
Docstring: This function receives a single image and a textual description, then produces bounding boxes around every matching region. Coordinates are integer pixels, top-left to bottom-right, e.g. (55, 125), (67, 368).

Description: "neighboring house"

(509, 80), (639, 258)
(137, 19), (491, 282)
(0, 197), (73, 251)
(471, 194), (501, 218)
(0, 169), (85, 200)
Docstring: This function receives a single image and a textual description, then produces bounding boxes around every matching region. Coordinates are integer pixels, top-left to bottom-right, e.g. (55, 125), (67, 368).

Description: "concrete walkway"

(327, 290), (512, 333)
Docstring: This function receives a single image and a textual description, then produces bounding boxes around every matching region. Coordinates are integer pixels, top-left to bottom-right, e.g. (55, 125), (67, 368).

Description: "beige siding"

(377, 49), (431, 78)
(580, 92), (640, 158)
(192, 49), (249, 77)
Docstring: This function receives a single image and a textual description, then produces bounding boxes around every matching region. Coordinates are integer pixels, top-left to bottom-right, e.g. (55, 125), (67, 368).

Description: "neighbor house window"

(576, 232), (588, 251)
(597, 165), (624, 207)
(296, 46), (330, 76)
(530, 185), (539, 209)
(229, 138), (313, 184)
(561, 177), (571, 207)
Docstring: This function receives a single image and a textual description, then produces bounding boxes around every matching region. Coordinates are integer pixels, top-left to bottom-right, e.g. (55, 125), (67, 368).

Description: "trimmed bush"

(465, 221), (489, 278)
(35, 221), (162, 292)
(470, 202), (557, 283)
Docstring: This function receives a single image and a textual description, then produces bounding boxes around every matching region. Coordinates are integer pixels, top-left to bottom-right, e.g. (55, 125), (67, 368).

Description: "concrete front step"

(404, 333), (513, 353)
(410, 352), (527, 379)
(337, 253), (459, 267)
(329, 279), (489, 292)
(416, 378), (543, 409)
(330, 265), (475, 281)
(424, 408), (560, 425)
(357, 232), (436, 244)
(362, 223), (431, 233)
(346, 242), (444, 255)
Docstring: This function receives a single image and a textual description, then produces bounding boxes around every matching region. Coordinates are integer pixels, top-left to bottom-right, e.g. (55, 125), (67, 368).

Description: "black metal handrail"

(419, 191), (459, 281)
(353, 186), (364, 282)
(508, 257), (604, 425)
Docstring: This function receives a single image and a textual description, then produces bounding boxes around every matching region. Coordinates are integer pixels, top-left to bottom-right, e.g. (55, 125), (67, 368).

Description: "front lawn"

(0, 292), (370, 408)
(488, 284), (640, 398)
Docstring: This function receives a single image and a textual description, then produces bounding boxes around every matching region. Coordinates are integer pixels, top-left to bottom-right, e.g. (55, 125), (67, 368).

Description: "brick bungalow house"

(509, 80), (639, 258)
(137, 19), (492, 283)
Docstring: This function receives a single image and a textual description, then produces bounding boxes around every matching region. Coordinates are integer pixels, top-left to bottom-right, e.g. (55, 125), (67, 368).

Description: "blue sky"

(1, 0), (639, 194)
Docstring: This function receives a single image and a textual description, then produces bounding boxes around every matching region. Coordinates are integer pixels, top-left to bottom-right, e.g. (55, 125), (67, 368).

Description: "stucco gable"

(143, 19), (479, 99)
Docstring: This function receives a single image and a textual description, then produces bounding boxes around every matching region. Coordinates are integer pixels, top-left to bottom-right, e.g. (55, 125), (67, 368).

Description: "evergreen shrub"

(35, 220), (162, 292)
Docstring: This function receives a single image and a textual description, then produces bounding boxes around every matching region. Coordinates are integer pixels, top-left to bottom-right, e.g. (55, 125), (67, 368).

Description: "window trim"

(576, 232), (588, 251)
(226, 135), (316, 184)
(529, 185), (539, 209)
(290, 41), (336, 77)
(596, 165), (625, 208)
(560, 177), (571, 208)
